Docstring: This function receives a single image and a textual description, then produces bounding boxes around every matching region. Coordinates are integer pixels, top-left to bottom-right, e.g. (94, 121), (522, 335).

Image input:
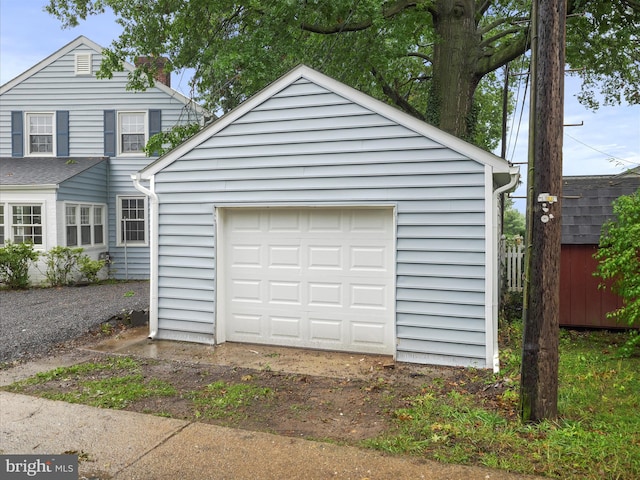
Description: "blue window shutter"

(104, 110), (116, 157)
(56, 111), (69, 157)
(11, 111), (23, 157)
(148, 109), (161, 156)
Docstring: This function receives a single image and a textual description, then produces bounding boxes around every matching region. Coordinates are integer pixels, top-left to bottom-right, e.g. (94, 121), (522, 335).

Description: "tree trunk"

(428, 0), (481, 140)
(520, 0), (566, 423)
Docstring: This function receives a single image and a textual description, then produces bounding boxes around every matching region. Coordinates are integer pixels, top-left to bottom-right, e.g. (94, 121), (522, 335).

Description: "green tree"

(503, 196), (525, 237)
(594, 188), (640, 329)
(46, 0), (639, 148)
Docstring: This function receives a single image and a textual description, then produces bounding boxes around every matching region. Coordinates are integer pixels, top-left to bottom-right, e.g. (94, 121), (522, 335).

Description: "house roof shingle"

(561, 172), (640, 245)
(0, 157), (107, 186)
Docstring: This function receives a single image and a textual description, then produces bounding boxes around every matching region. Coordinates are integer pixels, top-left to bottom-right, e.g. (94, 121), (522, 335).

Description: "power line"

(564, 132), (640, 166)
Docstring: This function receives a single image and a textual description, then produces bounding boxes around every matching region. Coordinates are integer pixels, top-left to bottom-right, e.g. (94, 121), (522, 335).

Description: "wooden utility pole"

(520, 0), (566, 422)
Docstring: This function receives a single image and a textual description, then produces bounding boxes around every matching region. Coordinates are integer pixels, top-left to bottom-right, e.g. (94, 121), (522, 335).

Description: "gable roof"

(0, 157), (107, 186)
(137, 65), (516, 185)
(0, 36), (198, 110)
(562, 173), (640, 244)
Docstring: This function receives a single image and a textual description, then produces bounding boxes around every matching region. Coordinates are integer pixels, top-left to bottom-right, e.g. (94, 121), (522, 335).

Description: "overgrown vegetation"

(0, 243), (106, 288)
(42, 246), (84, 286)
(0, 241), (40, 288)
(42, 246), (107, 286)
(365, 323), (639, 479)
(594, 188), (640, 357)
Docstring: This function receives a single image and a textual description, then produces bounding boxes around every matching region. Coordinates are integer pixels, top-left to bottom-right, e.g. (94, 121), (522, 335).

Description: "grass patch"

(188, 380), (272, 420)
(364, 325), (640, 479)
(4, 356), (176, 409)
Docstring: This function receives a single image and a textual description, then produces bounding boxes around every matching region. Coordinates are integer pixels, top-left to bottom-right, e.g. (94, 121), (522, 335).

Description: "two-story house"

(0, 36), (204, 281)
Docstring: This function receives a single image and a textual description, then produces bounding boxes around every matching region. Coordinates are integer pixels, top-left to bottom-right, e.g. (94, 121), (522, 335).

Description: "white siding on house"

(151, 78), (491, 367)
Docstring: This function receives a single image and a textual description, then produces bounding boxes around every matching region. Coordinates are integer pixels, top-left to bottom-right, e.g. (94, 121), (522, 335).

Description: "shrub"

(0, 241), (40, 289)
(42, 246), (84, 286)
(78, 255), (106, 283)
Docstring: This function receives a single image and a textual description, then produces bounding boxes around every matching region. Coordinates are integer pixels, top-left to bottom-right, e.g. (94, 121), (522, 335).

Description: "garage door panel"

(352, 322), (387, 345)
(351, 284), (388, 309)
(268, 281), (302, 305)
(350, 210), (389, 231)
(308, 246), (342, 269)
(223, 207), (395, 354)
(270, 315), (302, 339)
(231, 245), (262, 267)
(232, 313), (262, 336)
(308, 282), (343, 307)
(351, 246), (388, 271)
(231, 279), (262, 303)
(309, 318), (344, 343)
(268, 210), (302, 231)
(268, 245), (301, 268)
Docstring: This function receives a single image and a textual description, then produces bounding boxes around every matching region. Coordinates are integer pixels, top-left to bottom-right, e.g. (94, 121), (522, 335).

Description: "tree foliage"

(45, 0), (639, 148)
(503, 196), (525, 237)
(594, 188), (640, 328)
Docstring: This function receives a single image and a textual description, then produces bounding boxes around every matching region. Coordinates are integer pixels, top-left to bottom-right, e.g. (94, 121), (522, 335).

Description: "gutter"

(489, 166), (520, 372)
(131, 172), (159, 340)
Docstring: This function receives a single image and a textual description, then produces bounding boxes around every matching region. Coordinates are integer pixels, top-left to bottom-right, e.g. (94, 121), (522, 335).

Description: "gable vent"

(75, 53), (92, 75)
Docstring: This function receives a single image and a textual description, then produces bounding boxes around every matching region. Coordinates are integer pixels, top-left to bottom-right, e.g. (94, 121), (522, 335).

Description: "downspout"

(131, 172), (159, 339)
(490, 166), (520, 372)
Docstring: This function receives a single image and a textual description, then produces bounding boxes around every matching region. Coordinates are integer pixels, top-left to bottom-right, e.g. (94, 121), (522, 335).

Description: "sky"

(2, 1), (639, 212)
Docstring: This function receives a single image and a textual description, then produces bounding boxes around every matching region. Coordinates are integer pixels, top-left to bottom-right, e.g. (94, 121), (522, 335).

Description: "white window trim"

(75, 53), (92, 75)
(8, 203), (45, 247)
(116, 195), (148, 247)
(64, 202), (107, 247)
(25, 112), (56, 157)
(0, 204), (5, 246)
(117, 111), (147, 157)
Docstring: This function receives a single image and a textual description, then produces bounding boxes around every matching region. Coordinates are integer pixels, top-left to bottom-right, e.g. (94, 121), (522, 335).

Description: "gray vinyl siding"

(58, 161), (108, 203)
(152, 78), (489, 367)
(1, 40), (201, 279)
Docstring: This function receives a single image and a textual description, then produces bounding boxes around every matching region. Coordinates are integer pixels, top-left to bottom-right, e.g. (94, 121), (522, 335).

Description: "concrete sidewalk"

(1, 391), (541, 480)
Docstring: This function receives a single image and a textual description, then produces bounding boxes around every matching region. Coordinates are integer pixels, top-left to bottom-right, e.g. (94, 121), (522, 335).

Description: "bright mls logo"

(1, 455), (77, 479)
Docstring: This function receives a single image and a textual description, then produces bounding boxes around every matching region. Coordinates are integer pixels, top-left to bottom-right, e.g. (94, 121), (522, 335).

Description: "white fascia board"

(0, 184), (59, 192)
(139, 64), (512, 180)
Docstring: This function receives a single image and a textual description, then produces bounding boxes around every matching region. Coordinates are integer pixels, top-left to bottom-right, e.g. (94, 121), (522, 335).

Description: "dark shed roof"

(562, 171), (640, 245)
(0, 157), (107, 186)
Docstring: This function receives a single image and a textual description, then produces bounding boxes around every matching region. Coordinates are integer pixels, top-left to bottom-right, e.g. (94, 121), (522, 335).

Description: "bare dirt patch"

(5, 322), (510, 445)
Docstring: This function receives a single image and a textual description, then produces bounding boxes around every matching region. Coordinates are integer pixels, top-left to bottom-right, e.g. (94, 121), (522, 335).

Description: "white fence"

(501, 235), (525, 292)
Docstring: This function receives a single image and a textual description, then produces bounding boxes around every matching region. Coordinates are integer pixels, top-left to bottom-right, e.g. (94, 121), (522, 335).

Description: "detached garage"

(133, 65), (518, 370)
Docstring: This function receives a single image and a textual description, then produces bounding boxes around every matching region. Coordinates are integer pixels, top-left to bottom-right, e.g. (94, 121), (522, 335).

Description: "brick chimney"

(135, 56), (171, 88)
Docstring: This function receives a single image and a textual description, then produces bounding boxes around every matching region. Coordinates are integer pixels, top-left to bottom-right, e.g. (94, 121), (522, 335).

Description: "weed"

(364, 328), (640, 479)
(187, 380), (272, 420)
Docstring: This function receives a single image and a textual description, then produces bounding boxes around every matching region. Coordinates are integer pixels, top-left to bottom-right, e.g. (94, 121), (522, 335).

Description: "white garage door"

(220, 207), (395, 354)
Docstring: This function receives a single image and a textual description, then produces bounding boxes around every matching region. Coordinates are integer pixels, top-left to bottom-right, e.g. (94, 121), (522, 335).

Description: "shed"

(560, 172), (640, 328)
(133, 65), (519, 370)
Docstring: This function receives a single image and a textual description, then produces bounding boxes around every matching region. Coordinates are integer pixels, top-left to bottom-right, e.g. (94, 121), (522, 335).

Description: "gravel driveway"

(0, 281), (149, 363)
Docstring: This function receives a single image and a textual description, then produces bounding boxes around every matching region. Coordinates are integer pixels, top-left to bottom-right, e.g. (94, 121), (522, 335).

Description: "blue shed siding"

(150, 78), (492, 366)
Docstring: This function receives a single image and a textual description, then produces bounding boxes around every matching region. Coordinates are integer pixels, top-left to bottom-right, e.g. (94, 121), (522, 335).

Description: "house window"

(118, 197), (147, 245)
(0, 205), (4, 245)
(118, 112), (146, 154)
(65, 203), (107, 247)
(94, 206), (104, 245)
(26, 113), (54, 155)
(12, 205), (43, 245)
(66, 205), (78, 246)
